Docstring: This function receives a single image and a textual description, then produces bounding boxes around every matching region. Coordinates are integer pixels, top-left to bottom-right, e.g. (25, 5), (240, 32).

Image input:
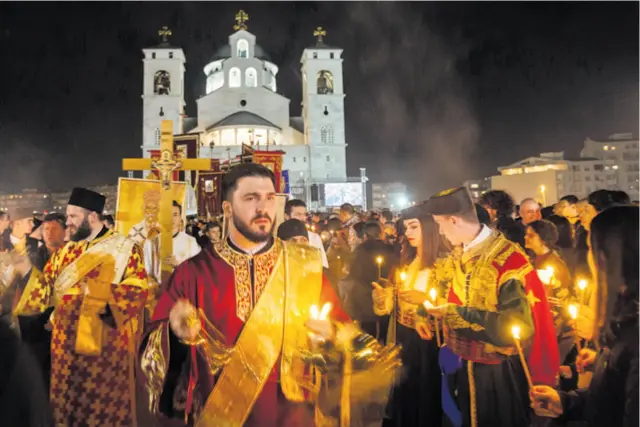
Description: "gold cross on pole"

(158, 26), (172, 43)
(233, 10), (249, 31)
(313, 26), (327, 44)
(123, 120), (210, 278)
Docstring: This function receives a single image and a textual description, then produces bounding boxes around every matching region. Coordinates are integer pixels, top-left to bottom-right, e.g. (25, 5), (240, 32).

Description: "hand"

(398, 289), (427, 305)
(559, 365), (573, 379)
(416, 321), (433, 340)
(576, 348), (597, 373)
(169, 300), (201, 342)
(530, 385), (563, 418)
(424, 303), (451, 319)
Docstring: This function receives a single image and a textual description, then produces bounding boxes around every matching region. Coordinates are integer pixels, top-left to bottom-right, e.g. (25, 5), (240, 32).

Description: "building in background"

(2, 185), (117, 215)
(490, 133), (639, 205)
(463, 178), (492, 201)
(0, 189), (52, 214)
(581, 133), (639, 196)
(371, 182), (409, 211)
(139, 13), (352, 209)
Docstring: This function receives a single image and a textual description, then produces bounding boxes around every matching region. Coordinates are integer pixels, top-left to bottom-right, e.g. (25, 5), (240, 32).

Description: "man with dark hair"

(380, 209), (393, 225)
(479, 190), (526, 249)
(31, 212), (66, 271)
(285, 199), (328, 268)
(277, 219), (310, 244)
(100, 213), (115, 230)
(205, 221), (222, 244)
(14, 187), (148, 426)
(142, 163), (351, 426)
(338, 203), (360, 252)
(423, 187), (558, 427)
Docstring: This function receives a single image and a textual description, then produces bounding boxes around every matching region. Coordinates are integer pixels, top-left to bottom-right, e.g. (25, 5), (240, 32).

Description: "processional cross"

(233, 10), (249, 31)
(123, 120), (210, 278)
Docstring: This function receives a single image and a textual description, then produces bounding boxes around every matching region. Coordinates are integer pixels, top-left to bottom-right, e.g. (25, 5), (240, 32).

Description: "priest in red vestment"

(140, 164), (349, 427)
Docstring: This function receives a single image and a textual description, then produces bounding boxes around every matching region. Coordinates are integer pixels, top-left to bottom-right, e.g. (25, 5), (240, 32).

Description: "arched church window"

(229, 67), (241, 88)
(245, 68), (257, 87)
(237, 39), (249, 58)
(154, 70), (171, 95)
(316, 70), (334, 94)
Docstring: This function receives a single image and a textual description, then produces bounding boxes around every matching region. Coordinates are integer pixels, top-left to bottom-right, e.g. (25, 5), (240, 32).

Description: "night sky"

(0, 2), (637, 199)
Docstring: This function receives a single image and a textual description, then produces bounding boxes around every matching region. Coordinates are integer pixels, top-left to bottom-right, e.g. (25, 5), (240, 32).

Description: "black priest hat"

(68, 187), (106, 213)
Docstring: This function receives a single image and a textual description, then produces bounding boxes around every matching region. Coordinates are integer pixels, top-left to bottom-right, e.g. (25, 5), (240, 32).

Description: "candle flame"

(568, 304), (579, 320)
(511, 324), (521, 340)
(577, 279), (588, 291)
(537, 267), (554, 285)
(400, 271), (407, 282)
(429, 288), (437, 302)
(310, 303), (332, 321)
(376, 256), (383, 265)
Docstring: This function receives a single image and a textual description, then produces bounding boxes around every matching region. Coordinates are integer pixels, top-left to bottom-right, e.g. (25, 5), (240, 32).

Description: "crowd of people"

(0, 172), (637, 427)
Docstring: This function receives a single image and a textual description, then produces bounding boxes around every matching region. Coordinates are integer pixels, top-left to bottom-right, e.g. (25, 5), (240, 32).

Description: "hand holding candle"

(577, 279), (588, 305)
(307, 303), (334, 345)
(429, 288), (442, 347)
(512, 324), (534, 389)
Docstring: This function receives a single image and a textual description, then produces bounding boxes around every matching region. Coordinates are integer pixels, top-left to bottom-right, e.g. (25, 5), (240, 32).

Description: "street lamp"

(540, 185), (546, 206)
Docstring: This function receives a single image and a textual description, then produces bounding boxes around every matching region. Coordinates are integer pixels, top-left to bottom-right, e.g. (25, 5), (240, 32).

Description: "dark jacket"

(494, 217), (526, 250)
(0, 318), (53, 426)
(559, 296), (639, 427)
(344, 239), (397, 322)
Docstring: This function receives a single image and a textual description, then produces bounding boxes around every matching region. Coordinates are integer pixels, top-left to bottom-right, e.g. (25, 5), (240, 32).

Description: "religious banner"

(196, 171), (224, 219)
(281, 170), (290, 194)
(114, 178), (187, 238)
(253, 150), (285, 193)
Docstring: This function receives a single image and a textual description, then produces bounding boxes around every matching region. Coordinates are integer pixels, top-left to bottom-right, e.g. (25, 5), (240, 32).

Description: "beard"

(233, 212), (274, 243)
(70, 217), (92, 242)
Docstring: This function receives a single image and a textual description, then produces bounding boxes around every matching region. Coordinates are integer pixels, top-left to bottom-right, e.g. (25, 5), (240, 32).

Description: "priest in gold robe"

(16, 187), (149, 427)
(140, 164), (351, 427)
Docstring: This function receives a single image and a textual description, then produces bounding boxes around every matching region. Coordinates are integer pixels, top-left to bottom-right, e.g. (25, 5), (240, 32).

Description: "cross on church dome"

(234, 10), (249, 31)
(313, 27), (327, 44)
(158, 26), (172, 44)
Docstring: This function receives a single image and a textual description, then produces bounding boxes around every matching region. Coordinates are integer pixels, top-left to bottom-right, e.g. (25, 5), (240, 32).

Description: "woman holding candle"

(372, 202), (444, 427)
(530, 205), (639, 427)
(525, 219), (576, 363)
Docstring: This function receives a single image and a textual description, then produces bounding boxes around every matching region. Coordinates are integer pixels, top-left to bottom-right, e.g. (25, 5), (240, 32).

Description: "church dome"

(210, 43), (272, 62)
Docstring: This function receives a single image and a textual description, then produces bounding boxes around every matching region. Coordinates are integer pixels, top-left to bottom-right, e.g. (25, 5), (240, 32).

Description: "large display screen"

(324, 183), (363, 207)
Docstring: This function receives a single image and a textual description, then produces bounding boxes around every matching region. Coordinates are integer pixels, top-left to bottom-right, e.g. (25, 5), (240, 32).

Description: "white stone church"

(140, 13), (349, 203)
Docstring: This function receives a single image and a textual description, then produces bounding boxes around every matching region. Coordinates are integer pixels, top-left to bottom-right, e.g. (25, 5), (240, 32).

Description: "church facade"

(140, 14), (348, 205)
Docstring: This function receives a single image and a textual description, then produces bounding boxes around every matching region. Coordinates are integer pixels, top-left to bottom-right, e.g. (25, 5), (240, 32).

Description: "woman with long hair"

(372, 203), (442, 427)
(530, 206), (639, 427)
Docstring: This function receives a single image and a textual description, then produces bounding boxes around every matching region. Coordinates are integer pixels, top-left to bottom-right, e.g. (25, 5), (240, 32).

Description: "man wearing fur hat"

(15, 187), (149, 427)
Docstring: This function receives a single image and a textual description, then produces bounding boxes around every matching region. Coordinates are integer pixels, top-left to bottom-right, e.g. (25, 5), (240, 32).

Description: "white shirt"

(464, 224), (492, 253)
(144, 231), (201, 283)
(308, 231), (329, 268)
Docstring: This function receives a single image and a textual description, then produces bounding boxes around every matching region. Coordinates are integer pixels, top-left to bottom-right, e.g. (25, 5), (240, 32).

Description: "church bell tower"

(141, 27), (186, 158)
(301, 27), (347, 182)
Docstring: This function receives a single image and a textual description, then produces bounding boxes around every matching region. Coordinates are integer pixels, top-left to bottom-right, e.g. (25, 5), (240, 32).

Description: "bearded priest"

(140, 163), (358, 426)
(14, 187), (149, 427)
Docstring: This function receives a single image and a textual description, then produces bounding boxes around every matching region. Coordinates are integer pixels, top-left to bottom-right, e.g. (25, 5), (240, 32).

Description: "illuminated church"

(140, 11), (348, 202)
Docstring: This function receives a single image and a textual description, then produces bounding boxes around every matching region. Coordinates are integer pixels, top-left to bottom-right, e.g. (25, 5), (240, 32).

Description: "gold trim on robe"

(196, 241), (323, 427)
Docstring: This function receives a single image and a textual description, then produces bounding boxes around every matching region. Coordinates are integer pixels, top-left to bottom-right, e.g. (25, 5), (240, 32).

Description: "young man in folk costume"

(422, 187), (559, 427)
(141, 163), (396, 427)
(15, 187), (149, 427)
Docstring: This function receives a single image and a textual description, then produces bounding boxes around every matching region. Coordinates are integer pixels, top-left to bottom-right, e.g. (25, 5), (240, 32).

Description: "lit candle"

(568, 304), (581, 351)
(429, 288), (441, 347)
(400, 271), (407, 284)
(537, 266), (555, 285)
(511, 325), (533, 389)
(577, 279), (588, 305)
(376, 256), (383, 280)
